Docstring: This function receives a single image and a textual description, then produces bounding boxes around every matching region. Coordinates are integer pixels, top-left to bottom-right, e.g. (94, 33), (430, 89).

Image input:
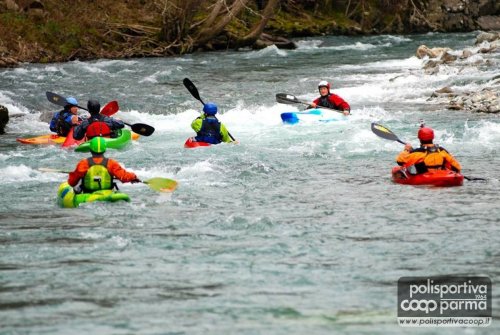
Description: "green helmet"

(89, 136), (106, 153)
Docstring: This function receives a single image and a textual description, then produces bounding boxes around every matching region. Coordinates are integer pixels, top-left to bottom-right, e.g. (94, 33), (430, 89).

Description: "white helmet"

(318, 80), (330, 90)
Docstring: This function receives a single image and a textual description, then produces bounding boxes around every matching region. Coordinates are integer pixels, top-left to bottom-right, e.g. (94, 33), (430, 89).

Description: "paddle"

(47, 92), (118, 116)
(46, 92), (155, 136)
(123, 122), (154, 136)
(370, 122), (485, 181)
(275, 93), (346, 115)
(182, 78), (236, 141)
(100, 100), (119, 116)
(370, 122), (406, 145)
(46, 91), (87, 110)
(38, 168), (178, 192)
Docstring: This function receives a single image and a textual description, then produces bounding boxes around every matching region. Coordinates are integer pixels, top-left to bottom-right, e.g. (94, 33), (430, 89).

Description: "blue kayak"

(281, 108), (347, 124)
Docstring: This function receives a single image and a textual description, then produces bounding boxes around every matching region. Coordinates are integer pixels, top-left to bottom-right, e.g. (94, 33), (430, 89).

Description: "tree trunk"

(240, 0), (280, 43)
(195, 0), (252, 46)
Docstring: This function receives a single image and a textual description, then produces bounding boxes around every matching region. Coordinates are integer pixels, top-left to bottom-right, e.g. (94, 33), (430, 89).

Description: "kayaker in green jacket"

(191, 102), (234, 144)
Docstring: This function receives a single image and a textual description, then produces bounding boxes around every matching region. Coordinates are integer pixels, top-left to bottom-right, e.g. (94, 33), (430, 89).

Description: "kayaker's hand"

(404, 143), (413, 151)
(342, 110), (350, 116)
(310, 102), (317, 108)
(131, 178), (142, 184)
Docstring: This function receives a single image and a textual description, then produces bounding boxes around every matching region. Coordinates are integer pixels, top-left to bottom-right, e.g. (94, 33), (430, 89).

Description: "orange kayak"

(17, 131), (140, 146)
(392, 166), (464, 187)
(16, 134), (66, 145)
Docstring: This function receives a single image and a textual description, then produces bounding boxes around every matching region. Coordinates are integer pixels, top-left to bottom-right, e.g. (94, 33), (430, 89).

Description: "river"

(0, 32), (499, 334)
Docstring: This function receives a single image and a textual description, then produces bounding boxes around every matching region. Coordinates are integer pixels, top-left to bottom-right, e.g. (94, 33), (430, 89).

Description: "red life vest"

(86, 121), (111, 139)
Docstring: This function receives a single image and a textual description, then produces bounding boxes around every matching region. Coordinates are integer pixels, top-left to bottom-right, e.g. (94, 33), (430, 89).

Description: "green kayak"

(74, 129), (134, 152)
(57, 182), (130, 208)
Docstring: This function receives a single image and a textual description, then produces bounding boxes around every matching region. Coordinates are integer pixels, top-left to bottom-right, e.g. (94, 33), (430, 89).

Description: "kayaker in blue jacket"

(73, 100), (125, 140)
(49, 96), (81, 136)
(191, 102), (233, 144)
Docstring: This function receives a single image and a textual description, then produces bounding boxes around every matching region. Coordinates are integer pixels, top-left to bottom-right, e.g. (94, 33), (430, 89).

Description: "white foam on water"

(0, 164), (61, 183)
(245, 45), (288, 58)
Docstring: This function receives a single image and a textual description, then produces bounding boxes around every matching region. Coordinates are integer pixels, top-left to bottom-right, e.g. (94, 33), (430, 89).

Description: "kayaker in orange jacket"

(68, 137), (140, 193)
(396, 126), (461, 174)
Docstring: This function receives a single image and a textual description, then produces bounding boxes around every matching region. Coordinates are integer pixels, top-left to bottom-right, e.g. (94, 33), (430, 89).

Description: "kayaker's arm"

(107, 158), (138, 183)
(73, 120), (88, 140)
(439, 148), (462, 172)
(191, 117), (203, 132)
(68, 159), (89, 186)
(220, 124), (233, 143)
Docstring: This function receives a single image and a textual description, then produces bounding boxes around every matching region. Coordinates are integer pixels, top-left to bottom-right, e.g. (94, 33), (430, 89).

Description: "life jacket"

(55, 110), (72, 136)
(411, 145), (447, 173)
(86, 116), (112, 139)
(317, 94), (338, 110)
(83, 158), (113, 191)
(195, 116), (222, 144)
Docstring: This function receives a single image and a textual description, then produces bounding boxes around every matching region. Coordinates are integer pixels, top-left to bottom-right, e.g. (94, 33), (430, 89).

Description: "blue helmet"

(66, 96), (78, 106)
(203, 102), (218, 115)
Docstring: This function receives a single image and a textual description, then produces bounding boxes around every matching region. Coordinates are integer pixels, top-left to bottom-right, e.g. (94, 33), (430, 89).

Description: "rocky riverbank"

(421, 32), (500, 114)
(0, 0), (499, 68)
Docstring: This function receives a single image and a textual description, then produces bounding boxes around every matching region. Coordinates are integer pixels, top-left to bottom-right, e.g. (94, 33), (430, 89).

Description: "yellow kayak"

(17, 132), (140, 146)
(16, 134), (66, 145)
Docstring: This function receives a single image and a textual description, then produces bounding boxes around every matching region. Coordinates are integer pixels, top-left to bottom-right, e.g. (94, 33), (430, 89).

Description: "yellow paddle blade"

(143, 178), (178, 192)
(371, 122), (405, 144)
(372, 123), (392, 134)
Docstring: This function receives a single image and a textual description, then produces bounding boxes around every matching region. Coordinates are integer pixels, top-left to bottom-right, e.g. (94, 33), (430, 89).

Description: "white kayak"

(281, 108), (347, 124)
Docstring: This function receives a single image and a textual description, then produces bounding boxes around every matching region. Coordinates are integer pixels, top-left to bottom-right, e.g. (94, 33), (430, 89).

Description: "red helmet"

(418, 127), (434, 141)
(318, 80), (331, 91)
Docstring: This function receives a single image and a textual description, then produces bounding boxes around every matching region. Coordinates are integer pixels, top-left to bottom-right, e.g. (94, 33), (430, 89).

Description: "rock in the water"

(0, 105), (9, 134)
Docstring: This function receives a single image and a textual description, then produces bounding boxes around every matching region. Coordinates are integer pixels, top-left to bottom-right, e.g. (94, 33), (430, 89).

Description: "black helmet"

(87, 99), (101, 115)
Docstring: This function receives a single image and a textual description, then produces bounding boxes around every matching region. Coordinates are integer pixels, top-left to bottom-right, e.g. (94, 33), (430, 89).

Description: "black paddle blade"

(371, 122), (405, 144)
(128, 123), (155, 136)
(46, 91), (68, 107)
(46, 91), (88, 110)
(464, 176), (487, 181)
(276, 93), (302, 105)
(183, 78), (204, 105)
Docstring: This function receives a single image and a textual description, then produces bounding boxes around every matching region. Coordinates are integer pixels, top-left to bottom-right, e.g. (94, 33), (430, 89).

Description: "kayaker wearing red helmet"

(309, 80), (351, 116)
(396, 126), (461, 174)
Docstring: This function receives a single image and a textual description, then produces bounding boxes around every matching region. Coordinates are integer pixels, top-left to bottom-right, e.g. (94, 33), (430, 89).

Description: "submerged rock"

(416, 45), (451, 59)
(253, 33), (297, 50)
(0, 105), (9, 134)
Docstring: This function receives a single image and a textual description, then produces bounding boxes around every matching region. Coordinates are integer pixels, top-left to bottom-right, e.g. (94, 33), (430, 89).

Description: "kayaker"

(191, 102), (233, 144)
(396, 126), (461, 174)
(309, 80), (351, 116)
(73, 99), (125, 140)
(68, 136), (140, 194)
(49, 96), (81, 136)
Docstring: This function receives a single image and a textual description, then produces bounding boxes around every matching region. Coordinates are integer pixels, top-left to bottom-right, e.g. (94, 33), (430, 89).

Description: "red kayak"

(61, 127), (85, 147)
(392, 166), (464, 187)
(184, 137), (211, 149)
